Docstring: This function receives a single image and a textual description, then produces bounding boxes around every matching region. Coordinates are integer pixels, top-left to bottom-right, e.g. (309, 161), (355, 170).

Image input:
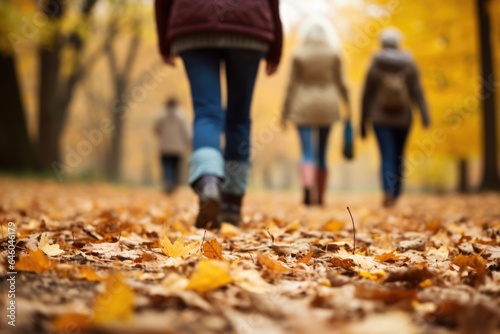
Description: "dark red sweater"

(155, 0), (283, 64)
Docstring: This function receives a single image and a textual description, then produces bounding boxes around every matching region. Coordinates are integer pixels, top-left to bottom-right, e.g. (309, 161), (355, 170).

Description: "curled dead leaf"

(203, 238), (224, 260)
(16, 249), (55, 273)
(257, 253), (289, 271)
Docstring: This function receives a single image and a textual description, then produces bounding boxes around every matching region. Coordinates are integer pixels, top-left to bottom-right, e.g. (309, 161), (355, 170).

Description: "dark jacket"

(155, 0), (283, 64)
(361, 49), (430, 132)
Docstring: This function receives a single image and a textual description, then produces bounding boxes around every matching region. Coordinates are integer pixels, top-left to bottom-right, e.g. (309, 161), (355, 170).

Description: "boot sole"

(195, 197), (221, 229)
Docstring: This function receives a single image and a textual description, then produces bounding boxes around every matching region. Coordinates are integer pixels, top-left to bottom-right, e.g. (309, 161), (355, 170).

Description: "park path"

(0, 178), (499, 334)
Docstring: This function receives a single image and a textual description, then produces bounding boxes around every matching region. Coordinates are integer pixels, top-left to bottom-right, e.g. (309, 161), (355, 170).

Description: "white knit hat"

(379, 27), (402, 48)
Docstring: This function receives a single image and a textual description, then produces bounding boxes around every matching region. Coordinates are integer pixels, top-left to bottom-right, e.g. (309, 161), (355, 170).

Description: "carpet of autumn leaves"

(1, 178), (500, 334)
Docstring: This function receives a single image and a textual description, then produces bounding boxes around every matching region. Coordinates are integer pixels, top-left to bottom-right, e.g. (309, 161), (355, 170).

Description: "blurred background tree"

(0, 0), (498, 192)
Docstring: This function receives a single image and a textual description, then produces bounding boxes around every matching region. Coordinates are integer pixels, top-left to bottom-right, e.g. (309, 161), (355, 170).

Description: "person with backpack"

(282, 18), (351, 206)
(155, 0), (282, 228)
(360, 27), (430, 207)
(154, 97), (191, 194)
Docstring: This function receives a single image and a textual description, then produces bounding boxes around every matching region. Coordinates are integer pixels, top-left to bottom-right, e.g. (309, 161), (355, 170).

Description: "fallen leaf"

(297, 251), (314, 265)
(355, 284), (417, 304)
(232, 268), (272, 293)
(161, 236), (200, 258)
(16, 249), (55, 273)
(359, 270), (386, 282)
(397, 239), (426, 252)
(331, 257), (355, 270)
(185, 259), (232, 292)
(203, 238), (224, 260)
(375, 250), (401, 263)
(322, 220), (346, 232)
(257, 253), (289, 271)
(283, 220), (301, 233)
(451, 254), (487, 285)
(53, 313), (90, 333)
(219, 223), (241, 237)
(77, 266), (103, 281)
(385, 267), (434, 287)
(93, 273), (134, 324)
(39, 233), (65, 256)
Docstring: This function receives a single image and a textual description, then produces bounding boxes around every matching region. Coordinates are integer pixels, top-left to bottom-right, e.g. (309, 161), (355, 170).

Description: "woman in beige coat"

(282, 19), (350, 206)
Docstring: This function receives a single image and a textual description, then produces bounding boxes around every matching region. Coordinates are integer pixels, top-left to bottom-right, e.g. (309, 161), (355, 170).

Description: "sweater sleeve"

(360, 62), (377, 136)
(155, 0), (173, 58)
(335, 57), (350, 114)
(266, 0), (283, 65)
(409, 63), (430, 127)
(282, 57), (298, 122)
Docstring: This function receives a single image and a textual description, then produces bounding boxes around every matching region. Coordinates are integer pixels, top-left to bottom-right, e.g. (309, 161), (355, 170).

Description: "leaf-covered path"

(1, 178), (499, 334)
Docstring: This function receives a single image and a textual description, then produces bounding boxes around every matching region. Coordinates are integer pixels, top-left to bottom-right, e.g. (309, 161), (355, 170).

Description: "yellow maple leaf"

(257, 253), (289, 271)
(203, 239), (224, 260)
(39, 233), (65, 256)
(359, 270), (386, 282)
(375, 250), (401, 263)
(93, 273), (134, 324)
(161, 235), (200, 258)
(16, 249), (55, 273)
(322, 220), (346, 232)
(185, 260), (232, 292)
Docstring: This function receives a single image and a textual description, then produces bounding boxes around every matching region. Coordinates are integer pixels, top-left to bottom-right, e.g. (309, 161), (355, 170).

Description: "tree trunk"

(476, 0), (500, 190)
(0, 53), (34, 170)
(457, 158), (468, 193)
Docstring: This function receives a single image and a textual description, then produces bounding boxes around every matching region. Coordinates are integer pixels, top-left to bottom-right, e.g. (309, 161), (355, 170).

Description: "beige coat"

(282, 41), (349, 126)
(155, 106), (191, 155)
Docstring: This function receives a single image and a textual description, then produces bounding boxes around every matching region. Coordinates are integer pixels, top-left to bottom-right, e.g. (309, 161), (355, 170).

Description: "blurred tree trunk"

(476, 0), (500, 190)
(0, 53), (34, 170)
(37, 0), (99, 171)
(104, 22), (141, 180)
(457, 158), (468, 193)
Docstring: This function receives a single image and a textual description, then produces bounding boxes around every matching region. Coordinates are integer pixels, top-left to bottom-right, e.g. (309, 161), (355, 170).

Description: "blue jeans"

(181, 48), (262, 194)
(298, 126), (331, 170)
(161, 154), (180, 193)
(373, 124), (410, 198)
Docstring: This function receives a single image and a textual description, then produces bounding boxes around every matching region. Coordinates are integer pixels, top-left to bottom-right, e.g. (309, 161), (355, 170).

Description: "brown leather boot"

(219, 193), (243, 226)
(193, 175), (221, 229)
(316, 169), (328, 206)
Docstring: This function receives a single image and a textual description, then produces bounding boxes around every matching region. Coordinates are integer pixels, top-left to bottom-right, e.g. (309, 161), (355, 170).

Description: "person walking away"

(155, 0), (282, 227)
(360, 27), (430, 207)
(154, 97), (191, 194)
(282, 18), (351, 206)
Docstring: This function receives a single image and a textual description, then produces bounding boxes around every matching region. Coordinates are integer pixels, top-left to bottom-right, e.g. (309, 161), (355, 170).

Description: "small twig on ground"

(200, 230), (207, 253)
(266, 228), (275, 246)
(347, 207), (356, 255)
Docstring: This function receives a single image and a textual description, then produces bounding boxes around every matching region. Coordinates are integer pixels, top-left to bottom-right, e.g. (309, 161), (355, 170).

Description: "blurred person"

(281, 17), (351, 206)
(154, 97), (191, 194)
(360, 27), (430, 207)
(155, 0), (282, 227)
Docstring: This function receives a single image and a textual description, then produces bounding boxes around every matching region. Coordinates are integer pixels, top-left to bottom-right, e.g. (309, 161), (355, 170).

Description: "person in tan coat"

(155, 97), (191, 193)
(282, 18), (351, 206)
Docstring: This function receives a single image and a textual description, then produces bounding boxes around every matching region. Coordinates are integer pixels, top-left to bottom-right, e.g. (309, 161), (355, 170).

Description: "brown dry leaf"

(257, 253), (289, 271)
(375, 250), (401, 263)
(16, 248), (55, 273)
(93, 273), (135, 324)
(297, 251), (314, 265)
(185, 259), (232, 292)
(451, 254), (488, 284)
(39, 233), (65, 256)
(53, 313), (90, 333)
(331, 257), (355, 270)
(355, 284), (417, 304)
(322, 220), (346, 232)
(385, 267), (434, 287)
(203, 238), (224, 260)
(161, 235), (200, 258)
